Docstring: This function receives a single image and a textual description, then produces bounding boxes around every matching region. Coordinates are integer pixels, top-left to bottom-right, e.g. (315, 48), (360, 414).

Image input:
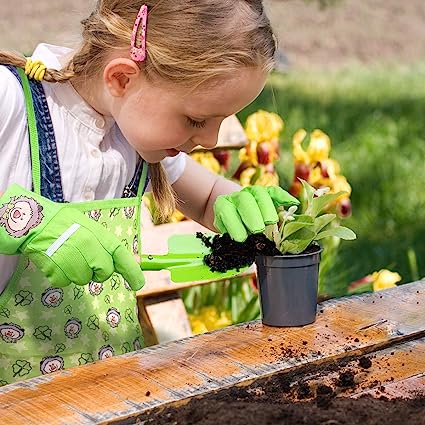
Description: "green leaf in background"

(250, 166), (263, 185)
(236, 295), (260, 323)
(347, 281), (373, 295)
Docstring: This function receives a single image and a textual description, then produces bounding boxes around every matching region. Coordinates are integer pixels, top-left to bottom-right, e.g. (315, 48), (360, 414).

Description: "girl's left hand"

(213, 185), (299, 242)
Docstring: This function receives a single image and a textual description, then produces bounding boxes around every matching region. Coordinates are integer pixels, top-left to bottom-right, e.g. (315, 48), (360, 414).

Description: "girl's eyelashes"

(186, 117), (207, 129)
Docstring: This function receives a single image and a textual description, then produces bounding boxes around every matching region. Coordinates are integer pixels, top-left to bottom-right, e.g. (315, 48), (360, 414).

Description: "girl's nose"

(196, 126), (220, 150)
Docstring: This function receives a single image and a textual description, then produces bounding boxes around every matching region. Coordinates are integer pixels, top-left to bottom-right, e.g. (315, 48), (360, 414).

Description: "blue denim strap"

(123, 158), (150, 198)
(7, 65), (65, 202)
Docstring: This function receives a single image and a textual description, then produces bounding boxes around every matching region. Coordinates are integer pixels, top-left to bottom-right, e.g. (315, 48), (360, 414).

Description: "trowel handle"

(140, 253), (201, 271)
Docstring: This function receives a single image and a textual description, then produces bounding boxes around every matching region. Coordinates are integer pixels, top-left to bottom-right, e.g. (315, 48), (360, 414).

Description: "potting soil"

(196, 232), (280, 272)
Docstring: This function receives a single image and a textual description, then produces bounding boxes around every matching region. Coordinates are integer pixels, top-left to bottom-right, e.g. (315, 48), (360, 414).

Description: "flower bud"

(295, 162), (310, 180)
(337, 198), (352, 218)
(257, 142), (272, 165)
(289, 180), (302, 197)
(232, 161), (251, 180)
(213, 149), (231, 170)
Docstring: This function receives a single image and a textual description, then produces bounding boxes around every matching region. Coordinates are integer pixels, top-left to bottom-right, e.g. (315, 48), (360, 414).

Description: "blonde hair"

(0, 0), (276, 222)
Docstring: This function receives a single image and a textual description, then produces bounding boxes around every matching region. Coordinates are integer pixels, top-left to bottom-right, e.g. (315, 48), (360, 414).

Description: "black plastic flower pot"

(255, 246), (322, 327)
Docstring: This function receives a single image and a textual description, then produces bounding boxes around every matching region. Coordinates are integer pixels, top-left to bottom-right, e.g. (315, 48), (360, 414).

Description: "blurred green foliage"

(237, 61), (425, 295)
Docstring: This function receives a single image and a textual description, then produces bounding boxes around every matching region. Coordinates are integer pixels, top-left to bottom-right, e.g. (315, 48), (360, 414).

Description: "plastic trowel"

(140, 234), (248, 282)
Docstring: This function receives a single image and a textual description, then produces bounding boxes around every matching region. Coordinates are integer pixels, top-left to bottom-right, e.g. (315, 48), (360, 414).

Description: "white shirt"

(0, 44), (186, 291)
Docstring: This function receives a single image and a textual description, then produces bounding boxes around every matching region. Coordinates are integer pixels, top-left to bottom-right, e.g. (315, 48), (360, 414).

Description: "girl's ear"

(103, 59), (141, 97)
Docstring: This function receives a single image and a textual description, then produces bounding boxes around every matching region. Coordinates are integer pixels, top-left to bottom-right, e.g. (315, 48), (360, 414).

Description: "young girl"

(0, 0), (298, 385)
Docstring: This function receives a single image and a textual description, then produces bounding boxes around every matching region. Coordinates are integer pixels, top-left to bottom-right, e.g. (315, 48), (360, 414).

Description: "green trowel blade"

(140, 233), (248, 282)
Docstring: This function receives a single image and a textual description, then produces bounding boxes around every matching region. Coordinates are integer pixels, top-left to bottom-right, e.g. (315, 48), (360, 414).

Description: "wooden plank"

(0, 281), (423, 425)
(348, 338), (425, 400)
(275, 337), (425, 402)
(136, 299), (158, 346)
(352, 373), (425, 399)
(143, 294), (193, 344)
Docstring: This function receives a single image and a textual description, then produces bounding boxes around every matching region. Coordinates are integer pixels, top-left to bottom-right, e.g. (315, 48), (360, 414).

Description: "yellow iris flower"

(245, 110), (284, 143)
(371, 269), (402, 292)
(292, 129), (310, 164)
(189, 306), (232, 335)
(306, 130), (331, 162)
(190, 152), (221, 174)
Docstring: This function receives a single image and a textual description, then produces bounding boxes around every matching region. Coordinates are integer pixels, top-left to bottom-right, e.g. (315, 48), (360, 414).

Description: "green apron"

(0, 68), (147, 386)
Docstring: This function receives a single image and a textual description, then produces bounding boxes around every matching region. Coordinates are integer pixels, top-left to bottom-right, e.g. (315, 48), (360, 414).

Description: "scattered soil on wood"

(129, 355), (425, 425)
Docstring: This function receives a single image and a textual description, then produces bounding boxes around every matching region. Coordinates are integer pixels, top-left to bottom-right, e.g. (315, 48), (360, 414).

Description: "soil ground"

(130, 395), (425, 425)
(1, 0), (425, 69)
(121, 357), (425, 425)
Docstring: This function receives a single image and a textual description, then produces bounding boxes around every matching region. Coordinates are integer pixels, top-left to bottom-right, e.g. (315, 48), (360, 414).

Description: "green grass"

(237, 61), (425, 296)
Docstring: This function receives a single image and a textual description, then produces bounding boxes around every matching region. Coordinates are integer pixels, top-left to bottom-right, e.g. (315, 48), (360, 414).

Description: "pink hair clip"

(131, 4), (148, 62)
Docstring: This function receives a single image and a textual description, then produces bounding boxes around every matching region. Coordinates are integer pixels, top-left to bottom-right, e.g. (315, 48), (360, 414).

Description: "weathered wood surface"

(348, 338), (425, 399)
(0, 281), (423, 425)
(277, 337), (425, 402)
(138, 293), (193, 345)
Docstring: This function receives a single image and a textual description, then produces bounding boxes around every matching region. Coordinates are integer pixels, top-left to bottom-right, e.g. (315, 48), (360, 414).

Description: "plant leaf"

(347, 282), (373, 295)
(281, 215), (314, 239)
(313, 213), (336, 234)
(286, 227), (316, 241)
(264, 223), (281, 247)
(280, 227), (316, 254)
(310, 191), (346, 217)
(315, 226), (357, 240)
(280, 238), (313, 254)
(300, 179), (316, 214)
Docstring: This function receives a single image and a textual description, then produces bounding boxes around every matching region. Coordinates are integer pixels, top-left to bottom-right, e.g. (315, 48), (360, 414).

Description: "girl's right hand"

(0, 185), (145, 290)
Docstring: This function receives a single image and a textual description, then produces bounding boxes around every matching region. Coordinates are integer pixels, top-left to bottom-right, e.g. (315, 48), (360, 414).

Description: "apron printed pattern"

(0, 67), (147, 386)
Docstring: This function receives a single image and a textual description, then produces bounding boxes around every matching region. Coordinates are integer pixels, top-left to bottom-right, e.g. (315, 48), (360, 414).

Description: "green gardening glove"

(213, 185), (300, 242)
(0, 185), (145, 290)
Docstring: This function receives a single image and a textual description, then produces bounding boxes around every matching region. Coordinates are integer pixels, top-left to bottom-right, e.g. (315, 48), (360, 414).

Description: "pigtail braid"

(0, 51), (27, 70)
(0, 51), (75, 83)
(148, 163), (176, 224)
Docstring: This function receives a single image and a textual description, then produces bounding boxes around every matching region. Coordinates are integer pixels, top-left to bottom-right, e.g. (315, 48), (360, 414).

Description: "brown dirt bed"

(117, 356), (425, 425)
(120, 385), (424, 425)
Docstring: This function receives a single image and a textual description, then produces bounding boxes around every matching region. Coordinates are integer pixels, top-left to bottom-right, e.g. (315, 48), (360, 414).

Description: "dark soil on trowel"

(197, 232), (280, 273)
(125, 355), (424, 425)
(197, 232), (319, 273)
